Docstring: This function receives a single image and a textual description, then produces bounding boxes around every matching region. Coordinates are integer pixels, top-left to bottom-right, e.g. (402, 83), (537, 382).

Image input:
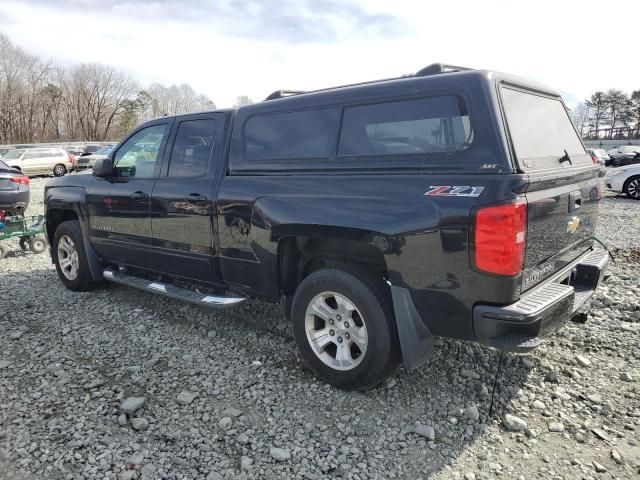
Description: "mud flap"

(75, 207), (104, 282)
(390, 285), (435, 371)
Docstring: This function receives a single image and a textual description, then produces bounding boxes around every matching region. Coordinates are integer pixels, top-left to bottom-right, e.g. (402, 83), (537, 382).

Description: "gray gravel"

(1, 178), (639, 479)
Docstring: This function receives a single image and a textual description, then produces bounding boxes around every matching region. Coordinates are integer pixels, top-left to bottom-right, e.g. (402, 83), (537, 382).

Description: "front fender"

(45, 185), (103, 281)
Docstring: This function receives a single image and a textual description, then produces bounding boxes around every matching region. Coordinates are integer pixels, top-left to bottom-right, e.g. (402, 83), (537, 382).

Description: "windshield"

(500, 86), (590, 170)
(2, 149), (25, 160)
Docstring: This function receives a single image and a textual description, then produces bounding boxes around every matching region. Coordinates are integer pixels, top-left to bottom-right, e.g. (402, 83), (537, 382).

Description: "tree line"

(0, 33), (224, 145)
(570, 88), (640, 140)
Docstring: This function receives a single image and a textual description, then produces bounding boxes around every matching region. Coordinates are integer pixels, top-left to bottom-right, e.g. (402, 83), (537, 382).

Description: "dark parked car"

(75, 145), (116, 170)
(607, 145), (640, 167)
(80, 145), (102, 157)
(0, 159), (29, 215)
(44, 64), (609, 390)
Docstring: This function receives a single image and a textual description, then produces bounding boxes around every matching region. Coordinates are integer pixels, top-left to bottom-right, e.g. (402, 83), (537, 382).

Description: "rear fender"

(272, 225), (434, 372)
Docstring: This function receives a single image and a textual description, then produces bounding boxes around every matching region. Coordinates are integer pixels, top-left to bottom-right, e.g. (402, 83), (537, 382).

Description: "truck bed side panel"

(217, 173), (527, 340)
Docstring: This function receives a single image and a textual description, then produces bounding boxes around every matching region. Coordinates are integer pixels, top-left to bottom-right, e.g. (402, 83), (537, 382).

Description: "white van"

(3, 148), (74, 177)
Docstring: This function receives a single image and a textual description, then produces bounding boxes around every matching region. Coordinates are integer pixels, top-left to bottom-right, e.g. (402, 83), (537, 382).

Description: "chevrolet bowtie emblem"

(567, 216), (581, 234)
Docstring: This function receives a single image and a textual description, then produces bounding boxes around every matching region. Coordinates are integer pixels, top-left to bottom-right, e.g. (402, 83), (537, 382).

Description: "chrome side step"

(102, 267), (245, 310)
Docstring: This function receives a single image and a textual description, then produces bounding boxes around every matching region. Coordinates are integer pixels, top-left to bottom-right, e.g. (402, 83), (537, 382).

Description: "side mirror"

(93, 157), (113, 178)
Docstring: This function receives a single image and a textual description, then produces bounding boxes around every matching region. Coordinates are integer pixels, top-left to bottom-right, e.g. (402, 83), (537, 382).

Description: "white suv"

(3, 147), (74, 177)
(606, 164), (640, 199)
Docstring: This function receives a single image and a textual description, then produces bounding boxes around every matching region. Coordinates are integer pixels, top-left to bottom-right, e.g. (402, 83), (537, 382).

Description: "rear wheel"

(291, 267), (400, 390)
(52, 221), (97, 291)
(624, 176), (640, 200)
(53, 164), (67, 177)
(0, 244), (7, 260)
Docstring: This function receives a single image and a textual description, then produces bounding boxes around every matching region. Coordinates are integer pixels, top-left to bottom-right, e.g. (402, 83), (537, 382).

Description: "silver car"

(2, 147), (74, 177)
(75, 145), (116, 170)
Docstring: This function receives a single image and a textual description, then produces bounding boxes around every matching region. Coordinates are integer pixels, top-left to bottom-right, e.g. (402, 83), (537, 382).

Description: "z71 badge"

(424, 186), (485, 197)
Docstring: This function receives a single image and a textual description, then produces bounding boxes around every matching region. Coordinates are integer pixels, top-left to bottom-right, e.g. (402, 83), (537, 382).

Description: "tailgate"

(522, 167), (601, 290)
(500, 85), (603, 291)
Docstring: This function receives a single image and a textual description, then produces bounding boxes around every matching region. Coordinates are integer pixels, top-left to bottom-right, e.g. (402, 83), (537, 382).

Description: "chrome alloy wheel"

(57, 234), (79, 280)
(627, 178), (640, 199)
(304, 291), (368, 371)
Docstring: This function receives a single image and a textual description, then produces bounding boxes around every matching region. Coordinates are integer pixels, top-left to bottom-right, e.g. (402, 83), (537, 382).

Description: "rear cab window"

(500, 85), (591, 171)
(338, 96), (471, 157)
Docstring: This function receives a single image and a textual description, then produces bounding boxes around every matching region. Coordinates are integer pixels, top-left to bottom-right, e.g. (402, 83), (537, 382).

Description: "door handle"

(184, 193), (209, 203)
(130, 191), (148, 201)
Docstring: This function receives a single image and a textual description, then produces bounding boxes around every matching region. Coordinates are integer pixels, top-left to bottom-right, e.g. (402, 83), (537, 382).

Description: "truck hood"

(46, 171), (94, 188)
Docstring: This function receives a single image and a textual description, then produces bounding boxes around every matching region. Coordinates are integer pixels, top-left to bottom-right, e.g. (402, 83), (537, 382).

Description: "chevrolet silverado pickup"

(44, 64), (609, 390)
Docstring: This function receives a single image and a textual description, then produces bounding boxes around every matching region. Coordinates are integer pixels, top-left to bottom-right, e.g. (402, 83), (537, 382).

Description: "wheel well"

(278, 236), (388, 296)
(46, 209), (78, 242)
(623, 175), (640, 190)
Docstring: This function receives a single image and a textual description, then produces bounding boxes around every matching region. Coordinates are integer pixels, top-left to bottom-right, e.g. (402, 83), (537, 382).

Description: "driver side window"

(114, 124), (168, 178)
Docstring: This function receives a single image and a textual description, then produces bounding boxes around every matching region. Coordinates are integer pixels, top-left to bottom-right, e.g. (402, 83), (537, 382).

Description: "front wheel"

(53, 164), (67, 177)
(291, 268), (400, 390)
(624, 176), (640, 200)
(52, 220), (98, 291)
(19, 237), (29, 251)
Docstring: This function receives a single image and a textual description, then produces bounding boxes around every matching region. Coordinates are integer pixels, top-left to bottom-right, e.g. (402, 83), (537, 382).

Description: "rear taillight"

(590, 154), (597, 164)
(70, 154), (76, 165)
(473, 201), (527, 276)
(10, 175), (29, 185)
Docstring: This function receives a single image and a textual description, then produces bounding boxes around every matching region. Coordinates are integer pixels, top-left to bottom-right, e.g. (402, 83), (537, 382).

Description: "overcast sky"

(1, 0), (638, 108)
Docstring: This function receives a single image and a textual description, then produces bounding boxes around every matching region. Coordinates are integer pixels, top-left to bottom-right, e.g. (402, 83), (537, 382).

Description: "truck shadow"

(1, 268), (534, 479)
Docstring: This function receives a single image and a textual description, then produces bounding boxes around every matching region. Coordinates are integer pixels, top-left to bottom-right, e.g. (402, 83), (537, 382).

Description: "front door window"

(113, 124), (167, 178)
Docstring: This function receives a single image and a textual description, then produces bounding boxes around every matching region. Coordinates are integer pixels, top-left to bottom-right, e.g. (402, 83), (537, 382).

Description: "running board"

(102, 267), (245, 310)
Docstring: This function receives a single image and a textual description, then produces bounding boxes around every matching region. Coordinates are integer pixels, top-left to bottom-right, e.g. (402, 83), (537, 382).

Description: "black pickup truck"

(44, 64), (609, 390)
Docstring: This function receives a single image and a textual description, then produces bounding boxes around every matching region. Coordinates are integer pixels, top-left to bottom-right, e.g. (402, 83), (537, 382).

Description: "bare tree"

(570, 102), (591, 137)
(0, 33), (217, 144)
(585, 91), (608, 139)
(604, 89), (631, 139)
(233, 95), (254, 107)
(631, 90), (640, 137)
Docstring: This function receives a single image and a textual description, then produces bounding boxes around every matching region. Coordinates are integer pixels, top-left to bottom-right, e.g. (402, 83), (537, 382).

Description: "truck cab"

(44, 64), (609, 390)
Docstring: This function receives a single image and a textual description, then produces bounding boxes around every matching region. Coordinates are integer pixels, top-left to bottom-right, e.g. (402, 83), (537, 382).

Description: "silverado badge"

(567, 216), (581, 234)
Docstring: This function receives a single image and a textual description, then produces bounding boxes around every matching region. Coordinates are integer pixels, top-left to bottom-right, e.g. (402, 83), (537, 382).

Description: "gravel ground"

(1, 177), (639, 480)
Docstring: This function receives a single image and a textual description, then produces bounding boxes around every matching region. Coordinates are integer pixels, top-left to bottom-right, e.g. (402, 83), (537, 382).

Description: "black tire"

(29, 236), (47, 254)
(10, 207), (25, 218)
(19, 237), (29, 251)
(291, 267), (400, 391)
(0, 244), (7, 260)
(623, 176), (640, 200)
(53, 164), (67, 177)
(52, 220), (98, 291)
